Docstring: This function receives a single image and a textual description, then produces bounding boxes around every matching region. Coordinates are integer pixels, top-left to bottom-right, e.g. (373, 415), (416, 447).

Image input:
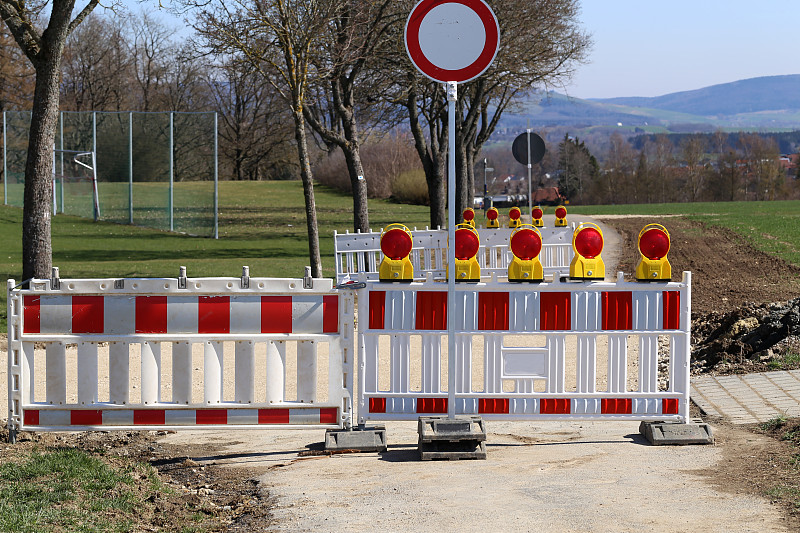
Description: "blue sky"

(111, 0), (798, 100)
(566, 0), (800, 99)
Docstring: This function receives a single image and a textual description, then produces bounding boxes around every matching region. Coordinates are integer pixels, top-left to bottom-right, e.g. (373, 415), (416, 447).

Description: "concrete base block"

(418, 416), (487, 460)
(640, 420), (714, 445)
(325, 425), (387, 453)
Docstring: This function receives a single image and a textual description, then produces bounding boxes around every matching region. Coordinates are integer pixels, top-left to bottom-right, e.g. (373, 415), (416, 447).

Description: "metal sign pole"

(447, 81), (457, 419)
(527, 126), (532, 221)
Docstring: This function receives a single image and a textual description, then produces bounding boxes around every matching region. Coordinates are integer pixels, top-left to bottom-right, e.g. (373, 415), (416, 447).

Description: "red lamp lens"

(639, 228), (670, 259)
(487, 208), (498, 221)
(509, 207), (521, 220)
(510, 229), (542, 261)
(555, 207), (567, 219)
(574, 227), (603, 259)
(463, 209), (475, 221)
(532, 208), (543, 219)
(381, 228), (412, 260)
(454, 228), (480, 260)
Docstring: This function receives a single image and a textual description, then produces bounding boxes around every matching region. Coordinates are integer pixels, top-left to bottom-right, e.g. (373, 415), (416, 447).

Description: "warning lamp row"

(378, 221), (672, 283)
(464, 205), (569, 229)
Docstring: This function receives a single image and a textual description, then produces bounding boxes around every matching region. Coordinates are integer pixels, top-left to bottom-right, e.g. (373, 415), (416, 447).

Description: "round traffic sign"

(405, 0), (500, 83)
(512, 132), (546, 166)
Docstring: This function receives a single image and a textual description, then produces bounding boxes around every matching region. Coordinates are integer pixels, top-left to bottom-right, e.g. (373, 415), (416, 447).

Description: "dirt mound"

(602, 216), (800, 315)
(692, 298), (800, 374)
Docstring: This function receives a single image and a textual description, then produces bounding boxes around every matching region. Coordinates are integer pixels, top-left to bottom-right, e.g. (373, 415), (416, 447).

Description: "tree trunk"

(22, 58), (62, 280)
(342, 145), (369, 232)
(291, 107), (322, 278)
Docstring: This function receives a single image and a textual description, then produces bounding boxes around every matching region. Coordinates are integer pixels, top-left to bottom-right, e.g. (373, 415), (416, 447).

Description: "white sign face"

(418, 3), (486, 71)
(405, 0), (499, 84)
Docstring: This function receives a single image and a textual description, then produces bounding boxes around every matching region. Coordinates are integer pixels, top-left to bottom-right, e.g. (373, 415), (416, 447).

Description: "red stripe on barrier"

(416, 292), (447, 330)
(135, 296), (168, 334)
(478, 292), (509, 331)
(369, 397), (387, 413)
(663, 291), (681, 330)
(540, 292), (571, 330)
(199, 296), (230, 334)
(417, 398), (448, 414)
(258, 409), (290, 424)
(602, 292), (633, 330)
(134, 410), (165, 425)
(23, 295), (40, 334)
(601, 398), (632, 414)
(662, 398), (680, 415)
(540, 398), (571, 414)
(23, 410), (39, 426)
(261, 296), (292, 333)
(323, 295), (339, 333)
(478, 398), (509, 414)
(368, 291), (386, 330)
(319, 408), (338, 424)
(71, 410), (103, 425)
(72, 296), (104, 334)
(196, 409), (227, 425)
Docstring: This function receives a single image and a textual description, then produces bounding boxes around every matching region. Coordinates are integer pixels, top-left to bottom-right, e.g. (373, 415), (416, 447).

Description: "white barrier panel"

(7, 276), (355, 433)
(356, 272), (691, 423)
(334, 225), (575, 284)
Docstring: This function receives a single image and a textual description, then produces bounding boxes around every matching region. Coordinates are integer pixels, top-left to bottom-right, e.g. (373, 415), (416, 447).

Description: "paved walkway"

(691, 370), (800, 424)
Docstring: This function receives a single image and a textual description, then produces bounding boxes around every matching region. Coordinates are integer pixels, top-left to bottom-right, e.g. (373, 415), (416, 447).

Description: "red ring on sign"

(405, 0), (500, 83)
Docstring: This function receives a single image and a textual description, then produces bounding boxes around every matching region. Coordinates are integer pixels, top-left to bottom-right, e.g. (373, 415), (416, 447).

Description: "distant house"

(532, 187), (564, 206)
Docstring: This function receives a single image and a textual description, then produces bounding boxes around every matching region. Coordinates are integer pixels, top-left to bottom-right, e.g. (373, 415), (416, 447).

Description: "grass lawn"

(0, 181), (431, 331)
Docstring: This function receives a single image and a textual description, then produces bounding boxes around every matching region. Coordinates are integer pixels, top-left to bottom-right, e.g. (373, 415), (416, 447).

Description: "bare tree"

(0, 0), (103, 279)
(681, 135), (706, 202)
(192, 0), (339, 277)
(303, 0), (401, 232)
(207, 58), (295, 181)
(61, 13), (131, 111)
(129, 10), (174, 111)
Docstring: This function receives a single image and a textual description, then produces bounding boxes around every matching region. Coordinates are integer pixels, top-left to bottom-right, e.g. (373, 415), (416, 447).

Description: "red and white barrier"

(334, 226), (575, 284)
(357, 272), (691, 423)
(7, 275), (355, 433)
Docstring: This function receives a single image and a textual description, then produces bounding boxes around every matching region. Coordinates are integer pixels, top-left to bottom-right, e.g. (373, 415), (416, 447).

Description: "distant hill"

(594, 75), (800, 116)
(492, 75), (800, 137)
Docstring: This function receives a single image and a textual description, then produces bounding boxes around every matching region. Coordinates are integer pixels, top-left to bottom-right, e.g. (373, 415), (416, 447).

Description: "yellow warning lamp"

(508, 225), (544, 282)
(463, 207), (476, 228)
(569, 223), (605, 280)
(378, 224), (414, 282)
(554, 205), (568, 227)
(508, 207), (522, 228)
(532, 206), (544, 228)
(448, 224), (481, 282)
(635, 224), (672, 282)
(486, 207), (500, 228)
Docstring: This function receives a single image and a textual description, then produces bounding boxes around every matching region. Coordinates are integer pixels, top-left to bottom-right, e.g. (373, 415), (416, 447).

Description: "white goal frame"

(52, 149), (99, 221)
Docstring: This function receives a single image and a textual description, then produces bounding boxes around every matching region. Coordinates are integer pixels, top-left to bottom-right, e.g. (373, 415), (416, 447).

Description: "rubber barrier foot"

(639, 419), (714, 445)
(325, 425), (387, 453)
(418, 416), (487, 460)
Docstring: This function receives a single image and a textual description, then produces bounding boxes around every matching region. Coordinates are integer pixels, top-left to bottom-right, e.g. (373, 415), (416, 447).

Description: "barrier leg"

(204, 341), (224, 404)
(296, 341), (317, 403)
(235, 341), (256, 403)
(109, 342), (130, 405)
(172, 341), (192, 404)
(266, 341), (286, 404)
(78, 342), (98, 405)
(141, 341), (161, 404)
(46, 342), (66, 405)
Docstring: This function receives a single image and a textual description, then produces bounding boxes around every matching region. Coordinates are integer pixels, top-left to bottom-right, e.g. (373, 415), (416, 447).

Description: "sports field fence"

(2, 110), (218, 238)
